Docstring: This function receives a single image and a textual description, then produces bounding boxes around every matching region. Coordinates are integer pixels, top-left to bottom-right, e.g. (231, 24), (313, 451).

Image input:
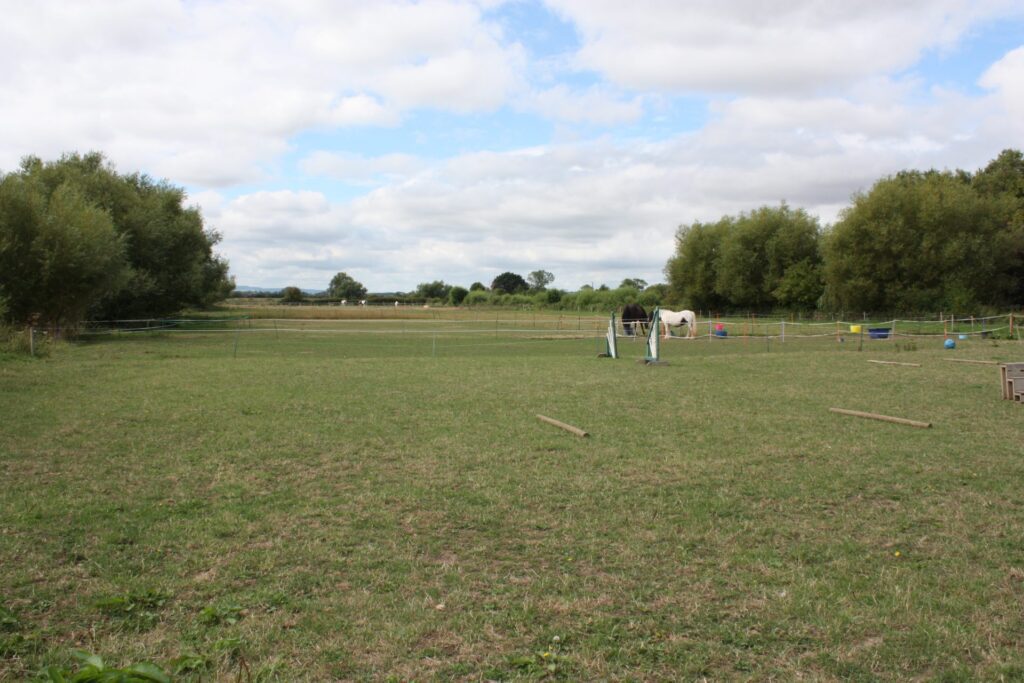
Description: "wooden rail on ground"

(536, 414), (589, 438)
(867, 360), (921, 367)
(829, 407), (932, 429)
(944, 358), (999, 365)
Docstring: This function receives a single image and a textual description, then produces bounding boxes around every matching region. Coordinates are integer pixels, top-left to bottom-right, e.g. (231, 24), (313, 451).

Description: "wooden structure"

(1000, 363), (1024, 402)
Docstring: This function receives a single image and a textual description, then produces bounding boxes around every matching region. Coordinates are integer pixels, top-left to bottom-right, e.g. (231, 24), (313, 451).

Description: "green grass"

(2, 319), (1024, 680)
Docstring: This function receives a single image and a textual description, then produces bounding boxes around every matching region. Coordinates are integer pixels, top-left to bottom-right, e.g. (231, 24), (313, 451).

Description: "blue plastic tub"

(868, 327), (891, 340)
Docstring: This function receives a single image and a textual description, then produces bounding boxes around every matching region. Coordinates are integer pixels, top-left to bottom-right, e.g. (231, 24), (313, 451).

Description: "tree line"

(265, 269), (665, 312)
(10, 149), (1018, 333)
(667, 149), (1024, 314)
(0, 153), (233, 331)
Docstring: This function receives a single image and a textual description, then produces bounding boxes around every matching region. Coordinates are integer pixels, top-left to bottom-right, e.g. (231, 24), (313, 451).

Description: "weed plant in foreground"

(1, 329), (1023, 680)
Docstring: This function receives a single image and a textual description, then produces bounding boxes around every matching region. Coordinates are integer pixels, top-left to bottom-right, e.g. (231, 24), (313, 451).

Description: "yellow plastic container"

(850, 324), (862, 334)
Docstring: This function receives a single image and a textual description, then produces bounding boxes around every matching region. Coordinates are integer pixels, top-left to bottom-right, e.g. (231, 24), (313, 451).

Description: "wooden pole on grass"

(829, 407), (931, 429)
(943, 358), (998, 365)
(867, 360), (921, 367)
(536, 414), (589, 438)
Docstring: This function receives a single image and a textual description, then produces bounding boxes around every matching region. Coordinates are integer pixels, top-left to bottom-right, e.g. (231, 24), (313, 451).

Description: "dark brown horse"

(621, 303), (648, 336)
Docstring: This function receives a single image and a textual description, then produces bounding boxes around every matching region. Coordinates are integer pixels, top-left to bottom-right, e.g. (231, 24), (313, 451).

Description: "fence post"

(29, 326), (34, 357)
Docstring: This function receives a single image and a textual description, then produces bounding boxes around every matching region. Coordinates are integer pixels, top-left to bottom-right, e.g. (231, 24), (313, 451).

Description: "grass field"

(2, 312), (1024, 680)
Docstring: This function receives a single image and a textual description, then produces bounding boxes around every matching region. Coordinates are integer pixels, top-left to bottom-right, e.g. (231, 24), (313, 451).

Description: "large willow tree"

(0, 152), (234, 328)
(666, 204), (823, 311)
(822, 163), (1023, 313)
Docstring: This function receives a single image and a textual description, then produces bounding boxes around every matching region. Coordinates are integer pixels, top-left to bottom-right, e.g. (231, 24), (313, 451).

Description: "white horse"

(657, 309), (697, 339)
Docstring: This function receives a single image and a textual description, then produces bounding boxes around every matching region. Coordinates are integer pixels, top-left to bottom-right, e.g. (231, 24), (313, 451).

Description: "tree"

(714, 204), (823, 310)
(539, 288), (563, 304)
(280, 286), (304, 303)
(490, 272), (528, 294)
(469, 281), (486, 291)
(973, 149), (1024, 303)
(449, 286), (469, 305)
(822, 170), (1020, 312)
(0, 172), (126, 328)
(527, 270), (554, 291)
(416, 280), (451, 300)
(619, 278), (648, 290)
(327, 272), (367, 300)
(665, 219), (729, 310)
(973, 149), (1024, 199)
(7, 152), (233, 322)
(666, 205), (822, 311)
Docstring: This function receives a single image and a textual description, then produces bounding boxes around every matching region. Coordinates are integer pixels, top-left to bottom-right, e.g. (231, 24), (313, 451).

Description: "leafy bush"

(198, 603), (244, 626)
(0, 326), (50, 357)
(93, 590), (171, 632)
(540, 289), (563, 304)
(463, 290), (491, 306)
(43, 651), (170, 683)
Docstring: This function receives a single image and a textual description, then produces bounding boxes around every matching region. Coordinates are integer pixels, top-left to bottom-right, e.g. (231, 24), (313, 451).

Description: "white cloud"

(213, 70), (1020, 291)
(546, 0), (1021, 93)
(4, 1), (1023, 292)
(525, 85), (644, 125)
(979, 46), (1024, 137)
(327, 96), (401, 127)
(0, 1), (525, 183)
(300, 152), (425, 184)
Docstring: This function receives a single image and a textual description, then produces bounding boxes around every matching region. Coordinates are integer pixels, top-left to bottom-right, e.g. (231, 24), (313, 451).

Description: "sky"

(2, 1), (1024, 292)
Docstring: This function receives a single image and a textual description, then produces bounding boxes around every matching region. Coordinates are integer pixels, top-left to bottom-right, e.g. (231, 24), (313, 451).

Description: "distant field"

(216, 300), (1020, 341)
(2, 318), (1023, 680)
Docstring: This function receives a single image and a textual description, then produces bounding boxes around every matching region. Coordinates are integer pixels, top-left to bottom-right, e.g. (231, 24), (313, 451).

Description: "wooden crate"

(1000, 363), (1024, 400)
